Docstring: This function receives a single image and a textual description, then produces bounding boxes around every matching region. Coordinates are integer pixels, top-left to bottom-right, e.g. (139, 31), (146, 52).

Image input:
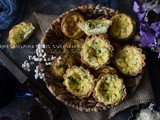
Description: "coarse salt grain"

(22, 60), (31, 72)
(51, 55), (56, 60)
(28, 55), (32, 60)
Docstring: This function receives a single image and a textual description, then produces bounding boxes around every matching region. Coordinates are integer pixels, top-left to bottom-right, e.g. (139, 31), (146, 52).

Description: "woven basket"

(39, 3), (142, 112)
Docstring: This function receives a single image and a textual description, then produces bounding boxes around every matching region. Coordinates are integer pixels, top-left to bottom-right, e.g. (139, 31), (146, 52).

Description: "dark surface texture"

(0, 0), (160, 120)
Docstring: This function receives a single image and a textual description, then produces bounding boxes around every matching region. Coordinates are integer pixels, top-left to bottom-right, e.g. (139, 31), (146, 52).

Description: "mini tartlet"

(61, 12), (85, 39)
(78, 19), (112, 35)
(81, 35), (113, 70)
(93, 74), (127, 106)
(63, 39), (84, 63)
(113, 45), (146, 76)
(63, 66), (94, 98)
(109, 13), (136, 41)
(8, 22), (35, 49)
(51, 53), (76, 79)
(95, 66), (117, 77)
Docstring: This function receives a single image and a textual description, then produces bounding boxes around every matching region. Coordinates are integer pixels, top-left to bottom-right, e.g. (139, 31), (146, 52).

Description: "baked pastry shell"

(93, 73), (127, 107)
(113, 45), (146, 76)
(61, 12), (85, 39)
(51, 53), (76, 79)
(95, 66), (118, 77)
(81, 35), (114, 70)
(109, 13), (136, 41)
(63, 66), (95, 99)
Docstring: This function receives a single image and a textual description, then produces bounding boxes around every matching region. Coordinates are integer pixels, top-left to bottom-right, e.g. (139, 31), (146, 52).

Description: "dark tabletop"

(1, 0), (160, 120)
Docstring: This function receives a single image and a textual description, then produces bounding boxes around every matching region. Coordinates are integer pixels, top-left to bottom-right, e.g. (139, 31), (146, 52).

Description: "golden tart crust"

(113, 45), (146, 76)
(81, 35), (113, 70)
(63, 39), (84, 63)
(51, 53), (76, 79)
(93, 73), (127, 106)
(61, 12), (85, 39)
(109, 13), (136, 41)
(63, 66), (94, 98)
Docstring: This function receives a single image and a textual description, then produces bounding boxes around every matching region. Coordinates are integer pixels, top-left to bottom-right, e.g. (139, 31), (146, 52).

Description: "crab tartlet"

(51, 53), (76, 79)
(78, 19), (112, 35)
(93, 74), (126, 106)
(61, 12), (85, 39)
(109, 13), (136, 41)
(63, 66), (94, 98)
(63, 39), (84, 63)
(81, 35), (113, 70)
(113, 45), (146, 76)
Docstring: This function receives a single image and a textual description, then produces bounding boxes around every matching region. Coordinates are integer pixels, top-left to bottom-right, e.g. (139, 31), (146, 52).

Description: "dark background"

(0, 0), (160, 120)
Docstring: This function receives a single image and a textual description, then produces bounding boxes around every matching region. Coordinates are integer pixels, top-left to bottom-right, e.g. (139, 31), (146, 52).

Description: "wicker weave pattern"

(39, 3), (142, 112)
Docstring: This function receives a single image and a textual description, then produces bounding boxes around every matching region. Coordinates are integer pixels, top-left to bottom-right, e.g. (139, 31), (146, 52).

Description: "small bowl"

(27, 106), (53, 120)
(128, 102), (160, 120)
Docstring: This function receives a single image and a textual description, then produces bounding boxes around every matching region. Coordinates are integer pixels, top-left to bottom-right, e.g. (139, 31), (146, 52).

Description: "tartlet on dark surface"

(113, 45), (146, 76)
(63, 66), (94, 98)
(8, 22), (35, 49)
(81, 35), (114, 70)
(93, 73), (127, 106)
(61, 12), (85, 39)
(51, 53), (76, 79)
(109, 13), (136, 41)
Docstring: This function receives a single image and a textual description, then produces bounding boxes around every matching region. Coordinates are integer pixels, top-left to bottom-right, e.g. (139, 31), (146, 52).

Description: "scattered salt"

(21, 42), (55, 80)
(34, 66), (45, 80)
(22, 60), (30, 72)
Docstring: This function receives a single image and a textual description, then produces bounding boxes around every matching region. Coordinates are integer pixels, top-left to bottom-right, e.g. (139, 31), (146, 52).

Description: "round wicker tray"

(39, 3), (143, 112)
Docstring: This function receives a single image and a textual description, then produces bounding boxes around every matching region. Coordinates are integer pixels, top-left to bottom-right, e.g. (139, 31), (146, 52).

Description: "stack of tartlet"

(49, 10), (146, 108)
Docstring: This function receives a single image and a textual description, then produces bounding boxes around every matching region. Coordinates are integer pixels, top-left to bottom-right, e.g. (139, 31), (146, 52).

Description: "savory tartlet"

(78, 19), (112, 35)
(113, 45), (146, 76)
(63, 39), (84, 63)
(63, 66), (94, 98)
(81, 35), (113, 70)
(109, 13), (136, 41)
(93, 74), (127, 106)
(7, 22), (35, 49)
(95, 66), (117, 77)
(51, 53), (76, 79)
(61, 12), (85, 39)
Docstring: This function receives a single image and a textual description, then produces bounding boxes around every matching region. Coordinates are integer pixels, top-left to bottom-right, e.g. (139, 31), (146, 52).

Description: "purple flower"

(140, 24), (155, 47)
(133, 1), (141, 13)
(149, 22), (160, 34)
(133, 0), (160, 57)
